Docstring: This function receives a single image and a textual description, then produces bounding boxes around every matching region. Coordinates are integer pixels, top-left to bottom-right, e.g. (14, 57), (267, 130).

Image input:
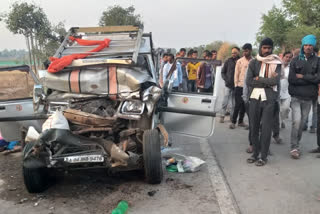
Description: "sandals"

(246, 157), (257, 164)
(255, 158), (267, 166)
(290, 149), (300, 159)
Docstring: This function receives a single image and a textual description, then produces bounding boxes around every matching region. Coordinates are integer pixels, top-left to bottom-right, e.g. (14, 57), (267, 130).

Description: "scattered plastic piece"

(166, 165), (178, 172)
(166, 157), (176, 166)
(0, 139), (9, 150)
(7, 141), (18, 150)
(165, 154), (205, 173)
(111, 200), (129, 214)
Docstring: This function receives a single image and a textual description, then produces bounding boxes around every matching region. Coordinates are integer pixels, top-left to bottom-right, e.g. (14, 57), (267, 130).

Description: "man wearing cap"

(246, 38), (282, 166)
(230, 43), (253, 129)
(289, 35), (320, 159)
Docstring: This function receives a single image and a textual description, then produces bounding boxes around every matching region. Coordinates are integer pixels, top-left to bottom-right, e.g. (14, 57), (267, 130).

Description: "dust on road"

(0, 148), (218, 214)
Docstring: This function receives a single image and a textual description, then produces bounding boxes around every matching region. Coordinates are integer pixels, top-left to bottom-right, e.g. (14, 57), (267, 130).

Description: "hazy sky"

(0, 0), (281, 50)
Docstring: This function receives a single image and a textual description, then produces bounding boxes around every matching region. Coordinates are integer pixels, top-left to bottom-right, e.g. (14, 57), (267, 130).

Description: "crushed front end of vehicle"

(23, 26), (166, 193)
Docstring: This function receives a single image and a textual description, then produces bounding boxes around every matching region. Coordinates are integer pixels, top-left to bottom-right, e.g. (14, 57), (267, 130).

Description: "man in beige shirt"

(230, 43), (253, 129)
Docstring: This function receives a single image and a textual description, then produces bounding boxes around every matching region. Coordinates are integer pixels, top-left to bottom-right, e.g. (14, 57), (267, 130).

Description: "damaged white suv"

(23, 26), (220, 193)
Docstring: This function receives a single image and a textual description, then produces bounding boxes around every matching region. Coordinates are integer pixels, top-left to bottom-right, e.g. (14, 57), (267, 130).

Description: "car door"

(159, 58), (222, 138)
(0, 65), (44, 142)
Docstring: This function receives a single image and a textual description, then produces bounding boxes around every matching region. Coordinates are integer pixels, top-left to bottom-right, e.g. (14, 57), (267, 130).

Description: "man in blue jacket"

(289, 35), (320, 159)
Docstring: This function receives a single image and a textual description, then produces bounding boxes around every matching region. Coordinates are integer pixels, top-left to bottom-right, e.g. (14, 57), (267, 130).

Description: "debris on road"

(2, 144), (22, 155)
(111, 200), (129, 214)
(0, 139), (22, 155)
(8, 187), (17, 191)
(166, 157), (176, 166)
(165, 178), (174, 183)
(0, 132), (9, 152)
(161, 147), (182, 157)
(147, 190), (157, 197)
(19, 198), (28, 204)
(166, 165), (178, 172)
(165, 154), (206, 173)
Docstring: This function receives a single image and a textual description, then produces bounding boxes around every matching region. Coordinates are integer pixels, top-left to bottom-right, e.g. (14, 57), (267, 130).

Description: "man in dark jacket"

(220, 47), (240, 123)
(289, 35), (320, 159)
(246, 38), (282, 166)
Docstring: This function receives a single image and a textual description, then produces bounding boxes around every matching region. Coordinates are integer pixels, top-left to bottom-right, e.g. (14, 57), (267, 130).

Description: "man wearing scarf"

(289, 35), (320, 159)
(246, 38), (282, 166)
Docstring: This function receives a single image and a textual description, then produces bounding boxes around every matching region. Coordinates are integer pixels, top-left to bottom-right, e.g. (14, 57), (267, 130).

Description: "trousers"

(249, 99), (275, 160)
(232, 87), (245, 124)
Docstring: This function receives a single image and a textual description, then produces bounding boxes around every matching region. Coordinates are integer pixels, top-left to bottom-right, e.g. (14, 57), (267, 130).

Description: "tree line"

(1, 0), (312, 68)
(0, 49), (27, 58)
(0, 3), (143, 70)
(256, 0), (320, 52)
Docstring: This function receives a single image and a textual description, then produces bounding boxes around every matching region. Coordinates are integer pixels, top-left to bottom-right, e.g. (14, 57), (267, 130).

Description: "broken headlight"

(121, 100), (145, 115)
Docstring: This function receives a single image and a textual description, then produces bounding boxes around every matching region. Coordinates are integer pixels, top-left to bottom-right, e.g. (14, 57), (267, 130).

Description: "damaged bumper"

(24, 129), (143, 170)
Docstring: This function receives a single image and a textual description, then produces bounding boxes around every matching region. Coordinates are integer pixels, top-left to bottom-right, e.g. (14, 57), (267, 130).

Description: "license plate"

(64, 155), (104, 163)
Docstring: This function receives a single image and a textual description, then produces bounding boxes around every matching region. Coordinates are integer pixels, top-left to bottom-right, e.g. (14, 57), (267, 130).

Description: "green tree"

(186, 41), (224, 58)
(256, 0), (320, 52)
(256, 6), (293, 51)
(2, 2), (49, 70)
(283, 0), (320, 27)
(205, 41), (224, 52)
(1, 2), (66, 70)
(99, 5), (143, 28)
(285, 25), (320, 50)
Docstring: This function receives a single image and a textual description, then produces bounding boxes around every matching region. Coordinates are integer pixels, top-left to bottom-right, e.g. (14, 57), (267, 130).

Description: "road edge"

(200, 138), (241, 214)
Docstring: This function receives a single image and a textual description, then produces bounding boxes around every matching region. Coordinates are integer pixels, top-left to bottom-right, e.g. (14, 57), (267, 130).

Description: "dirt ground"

(0, 149), (217, 214)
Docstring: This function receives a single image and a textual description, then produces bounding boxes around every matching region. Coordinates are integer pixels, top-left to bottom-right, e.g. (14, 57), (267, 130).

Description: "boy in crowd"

(187, 50), (200, 92)
(197, 51), (213, 93)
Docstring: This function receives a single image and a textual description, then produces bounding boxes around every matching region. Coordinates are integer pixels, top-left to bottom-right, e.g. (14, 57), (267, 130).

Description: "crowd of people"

(219, 35), (320, 166)
(158, 34), (320, 167)
(159, 48), (217, 93)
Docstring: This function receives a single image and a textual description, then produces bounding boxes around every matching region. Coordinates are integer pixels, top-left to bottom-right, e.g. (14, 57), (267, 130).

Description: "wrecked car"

(22, 26), (222, 193)
(23, 26), (167, 193)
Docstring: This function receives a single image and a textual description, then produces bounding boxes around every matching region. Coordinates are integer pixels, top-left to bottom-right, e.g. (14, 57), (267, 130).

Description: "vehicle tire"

(143, 129), (163, 184)
(23, 142), (49, 193)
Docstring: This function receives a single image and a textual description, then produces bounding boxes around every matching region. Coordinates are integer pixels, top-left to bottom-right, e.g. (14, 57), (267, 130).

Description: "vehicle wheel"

(143, 129), (163, 184)
(23, 142), (49, 193)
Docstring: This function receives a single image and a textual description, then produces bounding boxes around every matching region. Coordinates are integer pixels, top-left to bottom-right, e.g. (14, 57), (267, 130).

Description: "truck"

(0, 26), (221, 193)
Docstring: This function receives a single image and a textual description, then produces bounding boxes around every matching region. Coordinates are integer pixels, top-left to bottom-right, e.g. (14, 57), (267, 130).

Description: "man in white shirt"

(159, 53), (169, 88)
(280, 51), (293, 128)
(163, 54), (182, 91)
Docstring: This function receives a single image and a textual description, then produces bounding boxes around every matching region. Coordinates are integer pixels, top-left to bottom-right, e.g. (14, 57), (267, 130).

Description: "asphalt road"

(211, 68), (320, 214)
(211, 116), (320, 214)
(0, 133), (222, 214)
